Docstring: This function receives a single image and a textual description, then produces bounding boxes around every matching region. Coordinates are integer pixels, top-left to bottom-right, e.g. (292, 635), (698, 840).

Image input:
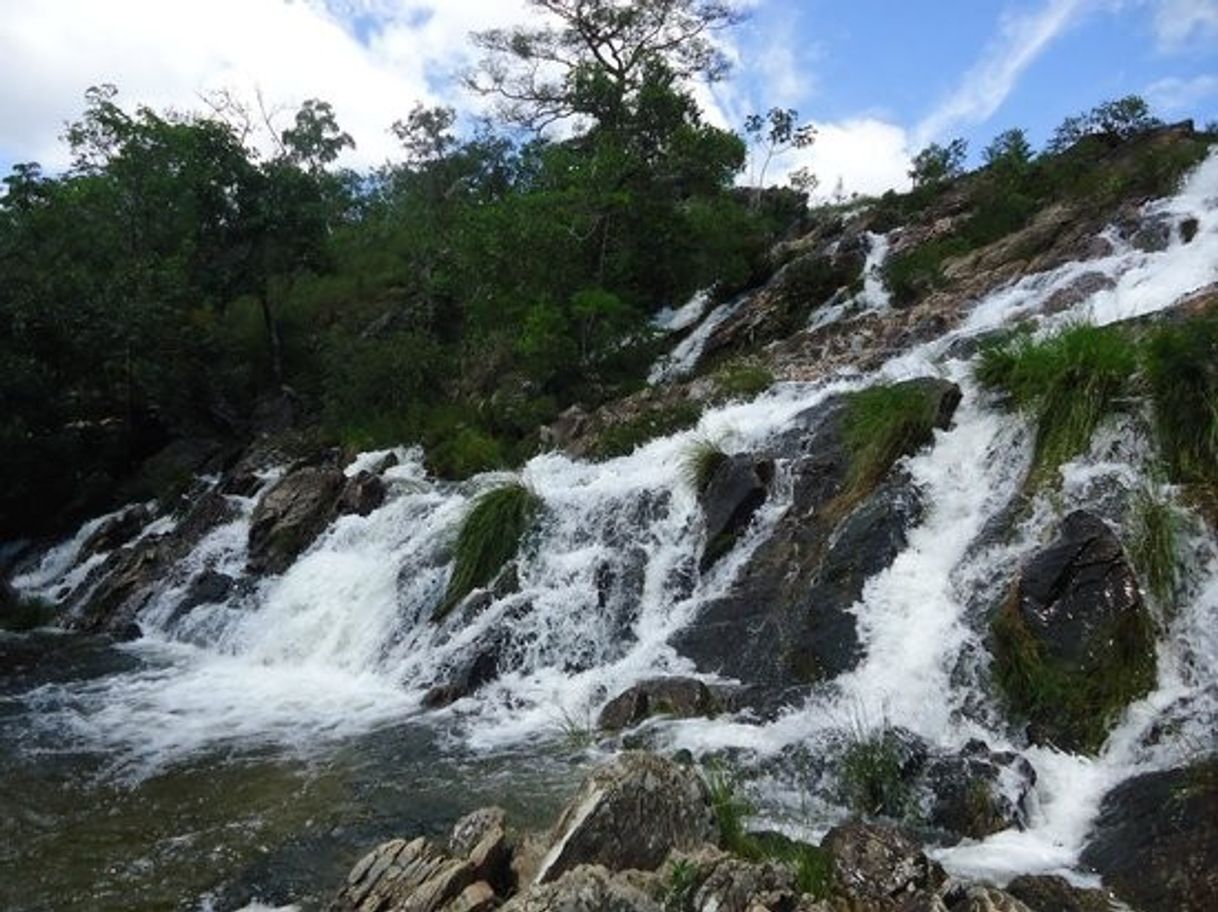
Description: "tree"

(744, 107), (817, 197)
(280, 98), (354, 172)
(909, 138), (968, 188)
(983, 128), (1032, 169)
(392, 103), (458, 166)
(465, 0), (744, 132)
(1046, 95), (1162, 154)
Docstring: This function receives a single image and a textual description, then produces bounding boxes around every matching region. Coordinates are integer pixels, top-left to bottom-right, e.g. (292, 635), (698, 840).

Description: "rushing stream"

(5, 152), (1218, 910)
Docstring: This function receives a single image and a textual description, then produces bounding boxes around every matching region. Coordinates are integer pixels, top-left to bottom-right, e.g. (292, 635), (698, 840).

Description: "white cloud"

(914, 0), (1089, 146)
(0, 0), (532, 169)
(1145, 74), (1218, 113)
(1154, 0), (1218, 48)
(774, 118), (913, 199)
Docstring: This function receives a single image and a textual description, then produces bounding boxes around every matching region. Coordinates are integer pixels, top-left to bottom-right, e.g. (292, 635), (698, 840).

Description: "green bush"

(436, 482), (540, 621)
(713, 358), (774, 401)
(883, 236), (971, 306)
(976, 324), (1138, 483)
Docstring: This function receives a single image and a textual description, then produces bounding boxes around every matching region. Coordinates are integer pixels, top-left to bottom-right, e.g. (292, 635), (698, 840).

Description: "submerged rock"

(535, 752), (716, 883)
(1081, 758), (1218, 912)
(991, 510), (1156, 753)
(247, 466), (344, 574)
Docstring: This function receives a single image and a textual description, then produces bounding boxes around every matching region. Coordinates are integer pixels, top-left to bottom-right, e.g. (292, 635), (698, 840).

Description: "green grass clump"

(842, 382), (944, 497)
(713, 358), (774, 401)
(663, 858), (700, 912)
(991, 589), (1157, 754)
(592, 400), (703, 459)
(1128, 487), (1184, 612)
(436, 482), (539, 621)
(1143, 318), (1218, 489)
(883, 236), (972, 306)
(680, 436), (728, 495)
(0, 593), (56, 632)
(976, 324), (1138, 484)
(839, 726), (912, 819)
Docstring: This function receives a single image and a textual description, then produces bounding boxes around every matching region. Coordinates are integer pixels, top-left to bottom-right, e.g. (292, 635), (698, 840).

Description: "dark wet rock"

(422, 642), (503, 709)
(329, 836), (475, 912)
(1127, 214), (1174, 253)
(921, 740), (1036, 841)
(674, 379), (958, 692)
(1080, 758), (1218, 912)
(1041, 271), (1116, 315)
(219, 471), (263, 498)
(112, 621), (142, 641)
(991, 510), (1156, 753)
(824, 821), (945, 905)
(178, 570), (234, 612)
(67, 540), (164, 633)
(1003, 874), (1112, 912)
(247, 467), (344, 575)
(697, 455), (773, 570)
(1180, 217), (1199, 244)
(502, 865), (661, 912)
(336, 471), (387, 518)
(598, 677), (720, 731)
(535, 752), (716, 883)
(80, 505), (152, 558)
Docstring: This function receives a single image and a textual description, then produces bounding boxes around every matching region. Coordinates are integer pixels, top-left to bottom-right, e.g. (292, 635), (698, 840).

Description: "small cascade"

(9, 149), (1218, 889)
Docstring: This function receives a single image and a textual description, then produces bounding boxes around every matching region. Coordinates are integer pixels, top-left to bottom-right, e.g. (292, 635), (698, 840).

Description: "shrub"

(1128, 487), (1184, 612)
(0, 593), (56, 632)
(680, 435), (728, 494)
(428, 426), (506, 480)
(839, 726), (912, 818)
(842, 382), (944, 497)
(976, 324), (1138, 483)
(436, 481), (540, 621)
(713, 358), (774, 401)
(882, 236), (971, 306)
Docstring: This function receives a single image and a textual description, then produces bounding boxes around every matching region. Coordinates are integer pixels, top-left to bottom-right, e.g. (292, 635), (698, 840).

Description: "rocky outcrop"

(336, 471), (387, 518)
(991, 510), (1157, 753)
(920, 740), (1036, 842)
(331, 836), (480, 912)
(80, 505), (152, 559)
(501, 865), (660, 912)
(823, 821), (945, 905)
(1003, 875), (1112, 912)
(673, 379), (960, 692)
(697, 455), (773, 570)
(535, 752), (716, 883)
(247, 467), (345, 574)
(598, 678), (720, 731)
(1081, 757), (1218, 912)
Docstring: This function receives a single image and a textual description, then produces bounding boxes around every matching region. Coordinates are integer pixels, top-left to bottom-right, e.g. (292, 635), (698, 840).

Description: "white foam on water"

(648, 293), (747, 384)
(652, 288), (713, 333)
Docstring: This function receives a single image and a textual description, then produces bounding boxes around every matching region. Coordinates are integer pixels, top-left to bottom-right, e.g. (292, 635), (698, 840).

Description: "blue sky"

(1, 0), (1216, 196)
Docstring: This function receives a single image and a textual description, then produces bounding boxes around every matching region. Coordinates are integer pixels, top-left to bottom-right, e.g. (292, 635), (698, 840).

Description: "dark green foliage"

(976, 324), (1138, 483)
(592, 401), (703, 459)
(663, 858), (700, 912)
(839, 726), (912, 818)
(680, 436), (727, 494)
(1143, 317), (1218, 488)
(1047, 95), (1162, 155)
(842, 383), (943, 496)
(1128, 488), (1184, 612)
(437, 482), (540, 621)
(882, 236), (971, 305)
(910, 138), (968, 187)
(991, 590), (1157, 754)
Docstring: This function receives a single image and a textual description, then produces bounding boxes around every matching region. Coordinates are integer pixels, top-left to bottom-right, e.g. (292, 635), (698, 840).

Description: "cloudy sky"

(1, 0), (1217, 197)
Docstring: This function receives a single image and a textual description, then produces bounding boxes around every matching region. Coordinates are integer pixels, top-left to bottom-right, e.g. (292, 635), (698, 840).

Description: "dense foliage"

(0, 53), (801, 537)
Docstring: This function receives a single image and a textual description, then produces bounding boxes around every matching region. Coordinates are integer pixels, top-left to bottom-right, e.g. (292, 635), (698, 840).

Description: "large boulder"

(247, 467), (344, 574)
(669, 846), (831, 912)
(336, 471), (387, 518)
(991, 511), (1157, 753)
(920, 740), (1036, 842)
(822, 821), (945, 906)
(598, 678), (720, 732)
(329, 836), (478, 912)
(535, 752), (716, 883)
(1003, 875), (1112, 912)
(1080, 758), (1218, 911)
(501, 865), (660, 912)
(674, 379), (960, 692)
(697, 455), (773, 570)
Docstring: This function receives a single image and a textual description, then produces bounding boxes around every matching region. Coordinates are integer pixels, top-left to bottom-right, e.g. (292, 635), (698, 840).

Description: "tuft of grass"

(552, 704), (597, 751)
(713, 358), (774, 401)
(838, 724), (912, 819)
(976, 324), (1138, 483)
(1143, 318), (1218, 489)
(680, 435), (728, 495)
(842, 382), (944, 498)
(1128, 487), (1184, 612)
(0, 593), (56, 632)
(435, 481), (540, 621)
(663, 858), (700, 912)
(703, 762), (758, 859)
(991, 586), (1157, 754)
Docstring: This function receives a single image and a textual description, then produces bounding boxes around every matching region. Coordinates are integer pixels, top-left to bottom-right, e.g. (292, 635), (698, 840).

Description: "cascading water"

(6, 151), (1218, 908)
